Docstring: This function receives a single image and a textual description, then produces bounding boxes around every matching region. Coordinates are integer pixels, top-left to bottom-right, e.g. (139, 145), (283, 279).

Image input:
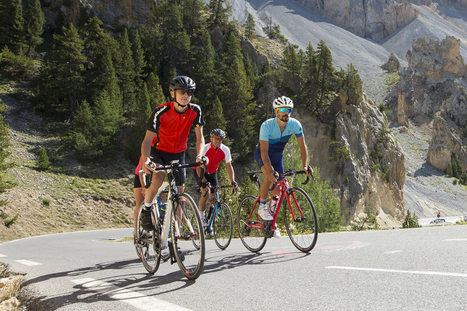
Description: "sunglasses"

(212, 137), (223, 141)
(277, 108), (292, 113)
(178, 89), (194, 96)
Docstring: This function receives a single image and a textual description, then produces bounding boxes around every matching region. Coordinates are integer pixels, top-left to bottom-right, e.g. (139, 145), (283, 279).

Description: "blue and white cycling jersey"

(258, 117), (303, 155)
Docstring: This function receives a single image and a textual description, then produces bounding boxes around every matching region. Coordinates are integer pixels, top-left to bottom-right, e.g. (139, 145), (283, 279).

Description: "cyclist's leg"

(133, 174), (144, 236)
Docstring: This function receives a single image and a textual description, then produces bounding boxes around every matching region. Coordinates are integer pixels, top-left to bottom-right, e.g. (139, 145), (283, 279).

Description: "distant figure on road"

(437, 211), (440, 218)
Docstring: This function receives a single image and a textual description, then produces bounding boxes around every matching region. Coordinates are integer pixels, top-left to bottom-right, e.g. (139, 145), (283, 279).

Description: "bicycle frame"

(246, 171), (309, 231)
(205, 185), (231, 231)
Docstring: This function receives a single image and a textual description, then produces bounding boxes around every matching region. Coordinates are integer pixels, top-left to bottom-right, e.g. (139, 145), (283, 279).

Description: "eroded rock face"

(387, 36), (467, 173)
(407, 37), (467, 81)
(293, 0), (417, 41)
(296, 94), (406, 226)
(427, 116), (467, 171)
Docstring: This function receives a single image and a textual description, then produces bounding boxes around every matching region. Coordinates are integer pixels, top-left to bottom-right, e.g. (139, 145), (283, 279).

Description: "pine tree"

(139, 25), (162, 78)
(220, 26), (256, 160)
(192, 28), (217, 102)
(282, 44), (301, 91)
(207, 0), (232, 26)
(36, 147), (50, 170)
(34, 23), (86, 116)
(0, 0), (27, 54)
(24, 0), (45, 57)
(316, 40), (335, 113)
(446, 162), (453, 177)
(128, 83), (151, 162)
(131, 29), (146, 88)
(340, 63), (363, 105)
(262, 17), (288, 44)
(70, 100), (97, 159)
(147, 72), (165, 108)
(93, 91), (119, 155)
(243, 13), (256, 39)
(82, 17), (122, 112)
(181, 0), (206, 36)
(118, 28), (137, 116)
(300, 42), (319, 109)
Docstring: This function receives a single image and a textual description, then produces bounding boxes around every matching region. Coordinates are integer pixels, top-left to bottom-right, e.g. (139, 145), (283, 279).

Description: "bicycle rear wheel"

(171, 193), (205, 280)
(135, 207), (161, 274)
(213, 202), (233, 250)
(284, 187), (318, 253)
(237, 195), (267, 253)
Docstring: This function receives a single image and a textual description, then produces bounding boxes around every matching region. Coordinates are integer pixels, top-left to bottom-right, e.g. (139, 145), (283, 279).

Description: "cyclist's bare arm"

(226, 161), (238, 189)
(297, 136), (312, 177)
(194, 125), (207, 165)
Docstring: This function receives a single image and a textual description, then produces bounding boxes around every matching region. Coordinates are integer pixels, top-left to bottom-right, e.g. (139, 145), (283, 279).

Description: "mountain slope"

(227, 0), (467, 218)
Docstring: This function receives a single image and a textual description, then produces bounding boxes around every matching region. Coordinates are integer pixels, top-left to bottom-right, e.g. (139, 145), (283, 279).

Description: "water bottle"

(157, 196), (166, 225)
(270, 195), (279, 214)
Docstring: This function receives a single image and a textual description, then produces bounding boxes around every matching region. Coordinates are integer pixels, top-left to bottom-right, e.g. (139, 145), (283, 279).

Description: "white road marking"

(0, 254), (7, 258)
(15, 259), (42, 266)
(327, 266), (467, 278)
(71, 278), (192, 310)
(443, 238), (467, 241)
(383, 250), (402, 254)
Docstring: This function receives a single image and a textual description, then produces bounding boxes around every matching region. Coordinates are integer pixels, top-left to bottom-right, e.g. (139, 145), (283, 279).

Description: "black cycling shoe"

(140, 208), (155, 231)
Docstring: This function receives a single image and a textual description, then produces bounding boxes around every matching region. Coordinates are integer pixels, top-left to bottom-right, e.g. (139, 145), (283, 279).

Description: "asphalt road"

(1, 226), (466, 310)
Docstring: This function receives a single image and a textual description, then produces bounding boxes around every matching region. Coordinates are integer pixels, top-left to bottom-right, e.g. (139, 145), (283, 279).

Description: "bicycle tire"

(237, 195), (267, 253)
(283, 187), (318, 253)
(135, 207), (161, 274)
(171, 193), (205, 280)
(213, 202), (233, 250)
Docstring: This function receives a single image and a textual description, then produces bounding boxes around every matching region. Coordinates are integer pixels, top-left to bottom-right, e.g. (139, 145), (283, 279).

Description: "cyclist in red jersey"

(193, 129), (238, 226)
(140, 76), (207, 231)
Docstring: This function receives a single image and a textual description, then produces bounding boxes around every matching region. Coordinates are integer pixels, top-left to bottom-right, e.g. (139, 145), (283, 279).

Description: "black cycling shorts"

(151, 149), (186, 186)
(134, 174), (142, 188)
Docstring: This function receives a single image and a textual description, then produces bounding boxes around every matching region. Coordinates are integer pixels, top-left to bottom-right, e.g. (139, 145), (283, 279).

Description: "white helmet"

(272, 96), (294, 109)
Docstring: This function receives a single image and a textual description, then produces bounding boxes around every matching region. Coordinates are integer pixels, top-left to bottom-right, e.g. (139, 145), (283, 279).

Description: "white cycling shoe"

(258, 205), (273, 221)
(273, 225), (281, 238)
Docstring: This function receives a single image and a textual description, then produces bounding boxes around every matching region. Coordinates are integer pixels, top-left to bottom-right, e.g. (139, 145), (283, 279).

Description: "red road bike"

(237, 169), (318, 253)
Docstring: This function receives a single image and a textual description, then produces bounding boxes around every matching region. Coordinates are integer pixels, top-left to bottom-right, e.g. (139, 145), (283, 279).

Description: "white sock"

(200, 210), (205, 219)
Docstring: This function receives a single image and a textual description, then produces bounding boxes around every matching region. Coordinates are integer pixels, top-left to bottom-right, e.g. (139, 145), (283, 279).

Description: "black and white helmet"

(272, 96), (294, 109)
(210, 129), (226, 139)
(169, 76), (196, 92)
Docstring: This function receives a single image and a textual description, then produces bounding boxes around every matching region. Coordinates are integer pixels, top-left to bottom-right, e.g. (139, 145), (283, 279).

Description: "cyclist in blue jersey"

(254, 96), (312, 236)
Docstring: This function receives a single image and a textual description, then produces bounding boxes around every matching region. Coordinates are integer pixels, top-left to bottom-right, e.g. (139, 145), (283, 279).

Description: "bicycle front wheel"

(213, 202), (233, 250)
(171, 193), (205, 280)
(284, 187), (318, 252)
(135, 207), (161, 274)
(237, 195), (267, 253)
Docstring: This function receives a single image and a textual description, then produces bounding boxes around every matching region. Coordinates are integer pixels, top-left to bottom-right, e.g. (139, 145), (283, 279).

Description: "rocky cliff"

(296, 94), (406, 226)
(387, 36), (467, 172)
(293, 0), (417, 41)
(292, 0), (467, 42)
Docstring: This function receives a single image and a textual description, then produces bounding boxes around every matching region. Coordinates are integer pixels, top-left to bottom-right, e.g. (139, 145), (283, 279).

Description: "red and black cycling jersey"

(146, 101), (204, 153)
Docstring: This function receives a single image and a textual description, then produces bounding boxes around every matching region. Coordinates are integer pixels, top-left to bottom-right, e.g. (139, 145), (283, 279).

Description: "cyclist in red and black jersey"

(193, 129), (238, 226)
(140, 76), (207, 231)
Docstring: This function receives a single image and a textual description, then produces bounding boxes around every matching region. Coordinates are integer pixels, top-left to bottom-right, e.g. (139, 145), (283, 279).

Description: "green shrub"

(36, 147), (50, 170)
(350, 205), (379, 231)
(42, 198), (51, 206)
(402, 210), (421, 228)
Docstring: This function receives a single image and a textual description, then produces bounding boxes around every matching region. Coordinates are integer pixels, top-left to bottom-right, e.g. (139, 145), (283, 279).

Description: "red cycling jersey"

(146, 101), (204, 153)
(202, 143), (232, 174)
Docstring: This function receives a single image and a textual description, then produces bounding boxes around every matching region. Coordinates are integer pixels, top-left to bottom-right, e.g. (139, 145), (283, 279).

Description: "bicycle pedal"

(262, 220), (274, 238)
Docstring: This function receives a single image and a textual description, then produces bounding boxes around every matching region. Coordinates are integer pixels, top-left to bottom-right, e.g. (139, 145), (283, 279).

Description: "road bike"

(237, 169), (318, 253)
(201, 184), (235, 250)
(134, 160), (205, 280)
